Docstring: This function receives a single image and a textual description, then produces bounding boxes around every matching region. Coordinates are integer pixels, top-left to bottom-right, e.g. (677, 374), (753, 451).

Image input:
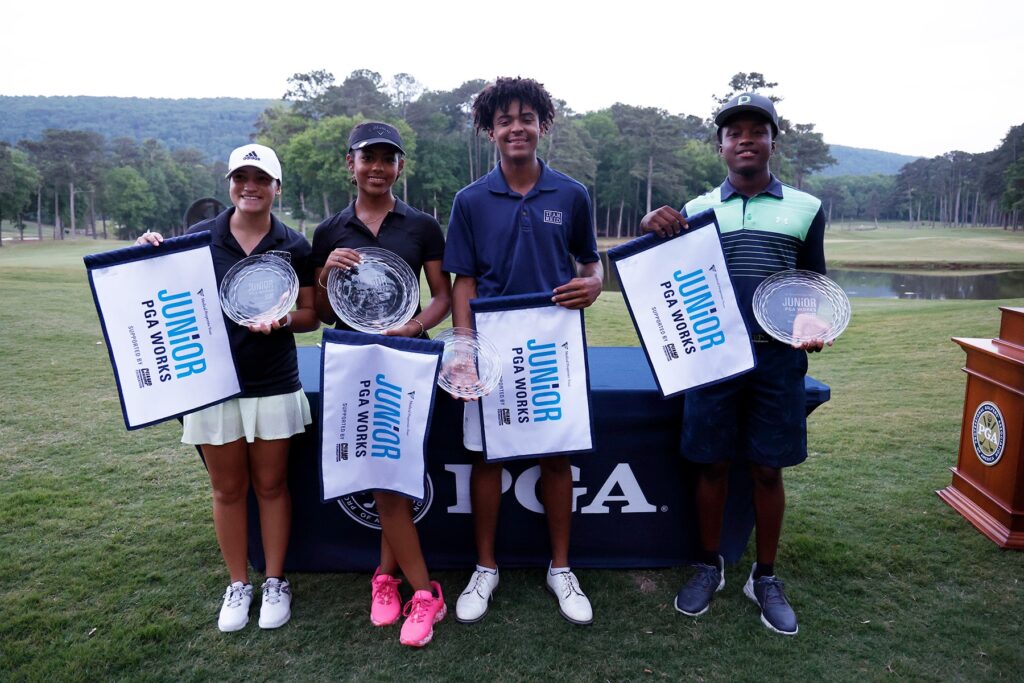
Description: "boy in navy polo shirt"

(641, 93), (829, 636)
(443, 77), (603, 626)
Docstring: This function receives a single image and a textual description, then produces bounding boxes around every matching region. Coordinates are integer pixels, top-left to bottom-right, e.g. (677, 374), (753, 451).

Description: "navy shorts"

(681, 342), (809, 468)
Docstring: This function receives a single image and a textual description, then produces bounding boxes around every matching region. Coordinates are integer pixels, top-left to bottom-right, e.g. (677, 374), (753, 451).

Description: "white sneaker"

(218, 581), (253, 632)
(259, 578), (292, 629)
(454, 568), (499, 623)
(546, 569), (593, 625)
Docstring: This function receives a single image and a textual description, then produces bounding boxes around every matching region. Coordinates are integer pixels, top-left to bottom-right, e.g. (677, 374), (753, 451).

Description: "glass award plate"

(326, 247), (419, 334)
(219, 252), (299, 326)
(753, 269), (851, 345)
(435, 327), (503, 399)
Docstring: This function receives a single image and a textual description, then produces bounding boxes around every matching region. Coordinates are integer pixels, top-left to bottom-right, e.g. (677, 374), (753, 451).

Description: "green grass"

(824, 225), (1024, 268)
(2, 240), (1024, 681)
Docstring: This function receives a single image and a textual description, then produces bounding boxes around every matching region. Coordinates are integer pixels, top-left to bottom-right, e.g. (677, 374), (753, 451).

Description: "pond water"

(598, 252), (1024, 300)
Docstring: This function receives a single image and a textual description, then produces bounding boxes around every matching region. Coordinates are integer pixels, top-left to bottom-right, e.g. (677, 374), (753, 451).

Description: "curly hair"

(472, 77), (556, 134)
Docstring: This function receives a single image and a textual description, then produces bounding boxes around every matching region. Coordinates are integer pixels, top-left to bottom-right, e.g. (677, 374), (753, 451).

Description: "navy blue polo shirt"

(188, 208), (314, 397)
(443, 161), (599, 298)
(311, 198), (445, 332)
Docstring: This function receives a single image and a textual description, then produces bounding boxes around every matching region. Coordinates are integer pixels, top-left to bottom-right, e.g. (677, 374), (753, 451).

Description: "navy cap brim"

(715, 105), (775, 128)
(350, 137), (405, 154)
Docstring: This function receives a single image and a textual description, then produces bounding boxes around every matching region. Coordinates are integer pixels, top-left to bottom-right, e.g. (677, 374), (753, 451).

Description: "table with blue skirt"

(246, 346), (830, 571)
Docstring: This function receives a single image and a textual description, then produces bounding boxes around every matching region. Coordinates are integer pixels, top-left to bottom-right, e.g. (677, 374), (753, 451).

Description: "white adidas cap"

(225, 144), (282, 182)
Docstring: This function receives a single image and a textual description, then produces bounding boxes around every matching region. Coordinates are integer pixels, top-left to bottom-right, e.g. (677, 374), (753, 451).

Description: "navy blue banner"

(85, 231), (241, 429)
(606, 208), (716, 261)
(609, 208), (756, 397)
(84, 230), (213, 269)
(318, 329), (443, 502)
(471, 292), (595, 461)
(246, 347), (831, 571)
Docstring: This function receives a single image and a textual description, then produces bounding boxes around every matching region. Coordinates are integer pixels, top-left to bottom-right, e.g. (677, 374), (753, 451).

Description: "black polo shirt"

(188, 208), (314, 397)
(311, 199), (445, 332)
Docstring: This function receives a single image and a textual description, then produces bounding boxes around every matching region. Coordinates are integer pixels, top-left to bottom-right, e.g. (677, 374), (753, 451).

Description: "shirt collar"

(486, 158), (558, 196)
(339, 197), (407, 226)
(207, 207), (233, 245)
(719, 174), (784, 201)
(337, 201), (357, 225)
(208, 207), (287, 253)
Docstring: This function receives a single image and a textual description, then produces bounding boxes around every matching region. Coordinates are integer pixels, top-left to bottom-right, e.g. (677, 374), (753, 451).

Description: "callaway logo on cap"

(347, 121), (406, 154)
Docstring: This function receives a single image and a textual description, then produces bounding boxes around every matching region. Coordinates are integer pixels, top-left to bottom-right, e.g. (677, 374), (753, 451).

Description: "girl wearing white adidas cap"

(136, 143), (319, 633)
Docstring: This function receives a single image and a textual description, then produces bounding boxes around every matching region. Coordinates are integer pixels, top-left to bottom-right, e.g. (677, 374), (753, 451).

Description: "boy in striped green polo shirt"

(640, 93), (829, 635)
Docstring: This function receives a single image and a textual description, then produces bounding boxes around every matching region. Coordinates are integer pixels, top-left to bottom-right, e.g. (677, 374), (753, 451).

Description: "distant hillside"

(0, 95), (274, 161)
(817, 144), (921, 177)
(0, 96), (924, 178)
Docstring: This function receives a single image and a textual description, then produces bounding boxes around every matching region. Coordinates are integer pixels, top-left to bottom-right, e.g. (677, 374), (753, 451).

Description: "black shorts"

(681, 342), (809, 468)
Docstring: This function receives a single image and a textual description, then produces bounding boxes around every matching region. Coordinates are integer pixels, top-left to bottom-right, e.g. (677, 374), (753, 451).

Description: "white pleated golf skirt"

(182, 389), (311, 446)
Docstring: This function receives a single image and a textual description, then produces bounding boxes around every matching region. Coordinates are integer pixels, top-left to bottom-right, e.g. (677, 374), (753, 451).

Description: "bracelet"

(317, 270), (328, 289)
(280, 313), (292, 328)
(411, 318), (425, 335)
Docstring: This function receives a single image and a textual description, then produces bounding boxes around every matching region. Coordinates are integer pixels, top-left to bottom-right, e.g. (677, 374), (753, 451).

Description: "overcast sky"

(4, 0), (1020, 158)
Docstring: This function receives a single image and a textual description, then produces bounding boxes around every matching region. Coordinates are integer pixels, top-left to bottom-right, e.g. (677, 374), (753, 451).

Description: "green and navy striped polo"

(684, 176), (826, 333)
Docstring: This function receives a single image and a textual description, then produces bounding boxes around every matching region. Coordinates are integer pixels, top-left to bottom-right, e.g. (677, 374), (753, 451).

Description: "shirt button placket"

(520, 200), (531, 230)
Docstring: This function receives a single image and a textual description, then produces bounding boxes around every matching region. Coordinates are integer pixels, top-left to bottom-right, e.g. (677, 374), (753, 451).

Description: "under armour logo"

(242, 150), (260, 161)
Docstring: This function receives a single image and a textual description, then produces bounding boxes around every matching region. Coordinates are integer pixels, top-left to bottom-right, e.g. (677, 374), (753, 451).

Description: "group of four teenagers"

(137, 77), (824, 645)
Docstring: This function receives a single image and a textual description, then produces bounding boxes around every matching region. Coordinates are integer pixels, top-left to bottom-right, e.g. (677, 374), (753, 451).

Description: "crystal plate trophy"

(435, 327), (503, 399)
(326, 247), (419, 334)
(219, 252), (299, 326)
(752, 269), (851, 345)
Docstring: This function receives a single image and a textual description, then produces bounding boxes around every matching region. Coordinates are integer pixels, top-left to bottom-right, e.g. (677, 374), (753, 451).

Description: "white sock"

(549, 564), (570, 575)
(476, 564), (498, 574)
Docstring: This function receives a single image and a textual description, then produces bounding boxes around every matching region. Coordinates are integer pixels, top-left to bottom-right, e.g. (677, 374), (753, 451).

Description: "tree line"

(1, 131), (228, 241)
(3, 70), (1022, 242)
(808, 123), (1024, 229)
(255, 70), (835, 235)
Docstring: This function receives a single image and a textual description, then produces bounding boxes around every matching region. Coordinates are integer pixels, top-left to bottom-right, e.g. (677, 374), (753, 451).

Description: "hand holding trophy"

(753, 269), (850, 349)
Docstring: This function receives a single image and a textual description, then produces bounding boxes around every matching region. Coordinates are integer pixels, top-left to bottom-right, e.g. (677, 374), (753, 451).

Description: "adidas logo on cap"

(226, 143), (282, 181)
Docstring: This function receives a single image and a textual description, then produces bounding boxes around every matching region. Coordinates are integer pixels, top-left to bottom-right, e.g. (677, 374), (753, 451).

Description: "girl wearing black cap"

(311, 121), (452, 647)
(136, 143), (319, 633)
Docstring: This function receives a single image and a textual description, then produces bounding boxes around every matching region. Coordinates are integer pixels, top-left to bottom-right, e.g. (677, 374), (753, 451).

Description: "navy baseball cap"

(348, 121), (405, 154)
(715, 93), (780, 136)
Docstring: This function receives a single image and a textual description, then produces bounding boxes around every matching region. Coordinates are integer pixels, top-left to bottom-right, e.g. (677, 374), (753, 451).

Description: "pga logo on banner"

(319, 329), (443, 502)
(471, 293), (594, 462)
(84, 232), (241, 429)
(609, 208), (754, 397)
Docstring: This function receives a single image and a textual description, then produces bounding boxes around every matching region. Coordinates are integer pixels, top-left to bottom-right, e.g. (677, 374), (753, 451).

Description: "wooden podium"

(938, 307), (1024, 548)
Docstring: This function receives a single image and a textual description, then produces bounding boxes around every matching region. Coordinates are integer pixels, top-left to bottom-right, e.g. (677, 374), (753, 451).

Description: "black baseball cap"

(715, 93), (779, 136)
(348, 121), (405, 154)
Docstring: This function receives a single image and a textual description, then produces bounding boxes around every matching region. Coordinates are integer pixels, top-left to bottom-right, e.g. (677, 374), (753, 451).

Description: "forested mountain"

(2, 74), (1022, 237)
(2, 95), (915, 175)
(0, 96), (273, 161)
(818, 145), (920, 177)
